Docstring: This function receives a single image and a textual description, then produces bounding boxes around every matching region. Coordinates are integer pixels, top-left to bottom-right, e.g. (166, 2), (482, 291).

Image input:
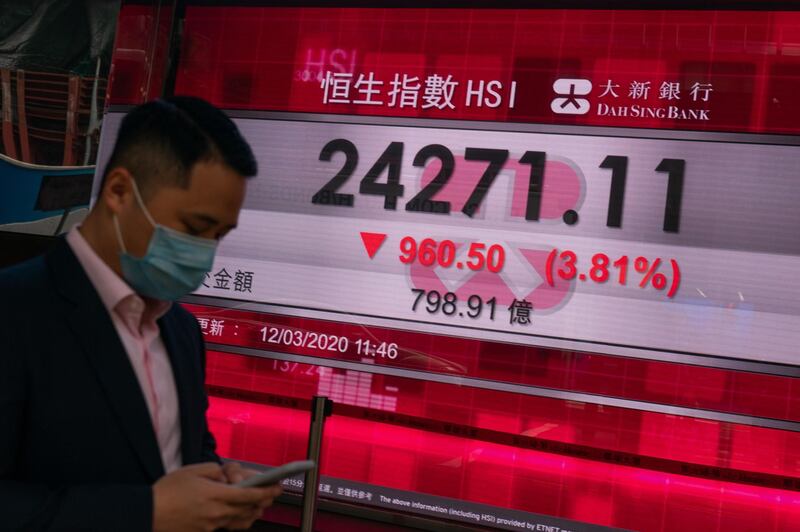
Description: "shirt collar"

(66, 226), (171, 321)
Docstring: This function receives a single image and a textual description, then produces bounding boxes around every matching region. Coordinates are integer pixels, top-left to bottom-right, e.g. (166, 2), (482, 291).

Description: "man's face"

(116, 160), (247, 258)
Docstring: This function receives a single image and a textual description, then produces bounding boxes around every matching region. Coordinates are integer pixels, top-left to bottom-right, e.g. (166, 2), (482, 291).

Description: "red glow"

(208, 395), (800, 531)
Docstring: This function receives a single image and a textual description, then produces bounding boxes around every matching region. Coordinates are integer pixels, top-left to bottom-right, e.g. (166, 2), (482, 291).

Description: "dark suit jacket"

(0, 237), (219, 531)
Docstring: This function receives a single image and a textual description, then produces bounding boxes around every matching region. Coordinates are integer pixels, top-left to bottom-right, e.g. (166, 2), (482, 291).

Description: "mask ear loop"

(113, 214), (128, 254)
(113, 177), (154, 255)
(129, 178), (157, 228)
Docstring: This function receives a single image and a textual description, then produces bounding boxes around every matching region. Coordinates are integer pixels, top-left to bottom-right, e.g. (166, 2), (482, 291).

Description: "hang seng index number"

(310, 138), (685, 233)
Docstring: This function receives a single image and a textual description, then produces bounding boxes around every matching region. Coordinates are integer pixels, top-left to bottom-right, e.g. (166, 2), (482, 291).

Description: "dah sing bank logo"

(550, 77), (712, 121)
(550, 79), (592, 115)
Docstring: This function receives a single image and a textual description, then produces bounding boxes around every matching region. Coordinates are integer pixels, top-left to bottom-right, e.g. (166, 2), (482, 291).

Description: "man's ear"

(101, 167), (135, 215)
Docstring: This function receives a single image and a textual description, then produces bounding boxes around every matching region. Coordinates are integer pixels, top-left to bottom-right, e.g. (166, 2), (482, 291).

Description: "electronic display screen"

(99, 6), (800, 531)
(150, 7), (800, 366)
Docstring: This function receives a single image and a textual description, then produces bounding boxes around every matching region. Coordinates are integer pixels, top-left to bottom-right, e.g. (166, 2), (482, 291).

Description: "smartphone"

(235, 460), (316, 488)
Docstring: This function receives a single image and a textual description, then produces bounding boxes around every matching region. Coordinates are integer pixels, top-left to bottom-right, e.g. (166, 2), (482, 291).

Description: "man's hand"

(152, 462), (280, 532)
(220, 461), (250, 485)
(221, 461), (283, 530)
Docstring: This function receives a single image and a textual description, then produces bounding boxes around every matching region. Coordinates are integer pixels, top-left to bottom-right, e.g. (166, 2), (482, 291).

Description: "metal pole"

(300, 396), (333, 532)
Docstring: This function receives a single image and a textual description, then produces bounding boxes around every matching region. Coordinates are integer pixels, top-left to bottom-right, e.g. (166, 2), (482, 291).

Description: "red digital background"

(110, 4), (800, 531)
(169, 7), (800, 134)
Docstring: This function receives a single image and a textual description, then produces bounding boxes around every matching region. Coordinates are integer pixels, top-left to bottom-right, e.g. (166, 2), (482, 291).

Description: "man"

(0, 97), (281, 531)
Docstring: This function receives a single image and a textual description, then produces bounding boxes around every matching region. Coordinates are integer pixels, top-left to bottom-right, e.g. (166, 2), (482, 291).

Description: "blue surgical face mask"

(113, 180), (218, 301)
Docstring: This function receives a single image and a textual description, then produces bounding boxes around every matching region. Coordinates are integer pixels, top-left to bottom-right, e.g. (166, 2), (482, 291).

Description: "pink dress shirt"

(67, 227), (182, 473)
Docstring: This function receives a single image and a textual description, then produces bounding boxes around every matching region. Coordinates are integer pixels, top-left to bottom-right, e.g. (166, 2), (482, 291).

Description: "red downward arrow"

(360, 232), (387, 259)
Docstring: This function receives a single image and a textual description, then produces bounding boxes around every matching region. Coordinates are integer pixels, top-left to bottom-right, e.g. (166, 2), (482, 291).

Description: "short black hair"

(102, 96), (257, 197)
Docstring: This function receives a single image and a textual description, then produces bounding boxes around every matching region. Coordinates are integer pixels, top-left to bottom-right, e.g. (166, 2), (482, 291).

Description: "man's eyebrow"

(185, 213), (236, 230)
(185, 213), (219, 225)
